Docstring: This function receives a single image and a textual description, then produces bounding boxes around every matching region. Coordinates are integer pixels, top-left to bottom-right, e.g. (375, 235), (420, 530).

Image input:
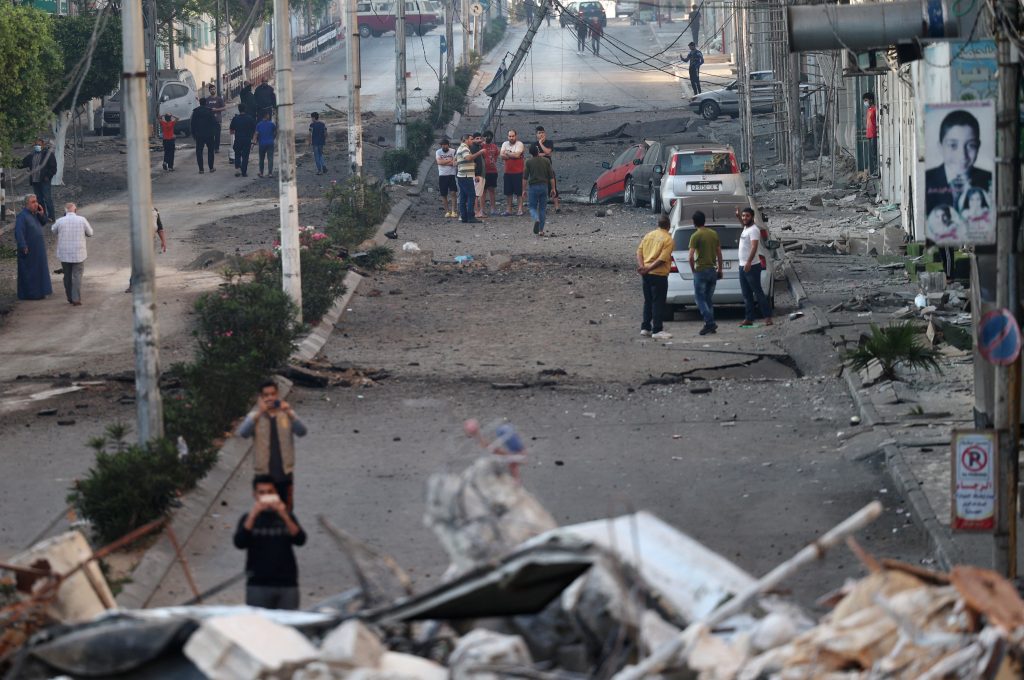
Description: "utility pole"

(347, 0), (363, 174)
(395, 0), (407, 148)
(480, 1), (545, 132)
(462, 0), (470, 66)
(272, 0), (303, 317)
(123, 0), (164, 443)
(215, 0), (222, 95)
(992, 0), (1021, 577)
(145, 0), (158, 135)
(446, 0), (456, 84)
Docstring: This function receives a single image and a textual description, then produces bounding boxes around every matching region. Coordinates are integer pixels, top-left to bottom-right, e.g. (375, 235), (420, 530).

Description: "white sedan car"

(657, 144), (747, 215)
(665, 199), (776, 318)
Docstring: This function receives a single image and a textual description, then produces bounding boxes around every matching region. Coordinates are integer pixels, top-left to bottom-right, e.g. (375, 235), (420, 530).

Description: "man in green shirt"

(687, 210), (723, 335)
(524, 143), (555, 236)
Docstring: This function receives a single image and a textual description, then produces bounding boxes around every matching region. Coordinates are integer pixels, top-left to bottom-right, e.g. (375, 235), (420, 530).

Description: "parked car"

(100, 70), (198, 135)
(560, 0), (606, 28)
(665, 198), (776, 318)
(625, 136), (693, 214)
(356, 0), (441, 37)
(658, 144), (747, 214)
(590, 142), (648, 204)
(687, 70), (812, 121)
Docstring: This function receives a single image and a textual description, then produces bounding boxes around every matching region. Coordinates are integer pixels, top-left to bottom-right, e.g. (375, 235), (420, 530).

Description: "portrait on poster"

(924, 100), (996, 246)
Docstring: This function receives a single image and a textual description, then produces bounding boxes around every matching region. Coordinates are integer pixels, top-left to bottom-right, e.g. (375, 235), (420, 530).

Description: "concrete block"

(321, 619), (385, 669)
(449, 629), (533, 680)
(378, 651), (447, 679)
(183, 613), (318, 680)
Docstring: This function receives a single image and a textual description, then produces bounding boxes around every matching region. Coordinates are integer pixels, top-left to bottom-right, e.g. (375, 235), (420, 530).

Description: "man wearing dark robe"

(14, 194), (52, 300)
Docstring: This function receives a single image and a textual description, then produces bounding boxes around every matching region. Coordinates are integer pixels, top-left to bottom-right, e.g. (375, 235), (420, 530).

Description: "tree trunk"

(168, 24), (176, 68)
(50, 110), (72, 187)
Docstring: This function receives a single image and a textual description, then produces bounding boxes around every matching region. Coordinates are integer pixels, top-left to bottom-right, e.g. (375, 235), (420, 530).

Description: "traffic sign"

(952, 429), (998, 532)
(439, 36), (447, 53)
(470, 2), (483, 15)
(978, 308), (1022, 366)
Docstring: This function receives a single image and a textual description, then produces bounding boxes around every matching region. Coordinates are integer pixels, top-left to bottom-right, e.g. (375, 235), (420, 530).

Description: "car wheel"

(359, 24), (372, 38)
(624, 178), (638, 207)
(663, 305), (676, 322)
(589, 184), (598, 204)
(405, 22), (415, 35)
(700, 100), (720, 120)
(649, 185), (660, 213)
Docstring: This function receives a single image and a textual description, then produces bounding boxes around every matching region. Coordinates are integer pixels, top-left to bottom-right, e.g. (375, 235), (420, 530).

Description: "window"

(162, 83), (189, 100)
(614, 146), (638, 167)
(642, 144), (660, 165)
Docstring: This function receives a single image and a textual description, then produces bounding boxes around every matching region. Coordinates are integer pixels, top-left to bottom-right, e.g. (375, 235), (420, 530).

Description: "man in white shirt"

(737, 206), (773, 327)
(51, 202), (93, 306)
(435, 138), (457, 218)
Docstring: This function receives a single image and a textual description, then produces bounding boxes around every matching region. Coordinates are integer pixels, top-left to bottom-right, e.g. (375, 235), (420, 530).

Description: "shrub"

(363, 245), (395, 270)
(407, 119), (435, 158)
(382, 148), (419, 179)
(68, 425), (185, 545)
(324, 176), (392, 249)
(483, 15), (507, 52)
(844, 322), (941, 381)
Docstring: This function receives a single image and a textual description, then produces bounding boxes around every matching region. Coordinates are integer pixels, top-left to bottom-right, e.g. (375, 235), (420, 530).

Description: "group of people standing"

(436, 126), (559, 236)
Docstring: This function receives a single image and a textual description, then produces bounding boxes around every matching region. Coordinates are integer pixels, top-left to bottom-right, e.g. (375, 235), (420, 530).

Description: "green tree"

(0, 5), (61, 165)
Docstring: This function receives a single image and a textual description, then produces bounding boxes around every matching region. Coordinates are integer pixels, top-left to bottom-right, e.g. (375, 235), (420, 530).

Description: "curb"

(780, 257), (806, 309)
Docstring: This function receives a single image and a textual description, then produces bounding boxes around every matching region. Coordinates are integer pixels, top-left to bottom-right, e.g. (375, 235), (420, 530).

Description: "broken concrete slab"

(321, 619), (385, 670)
(183, 613), (319, 680)
(449, 629), (533, 680)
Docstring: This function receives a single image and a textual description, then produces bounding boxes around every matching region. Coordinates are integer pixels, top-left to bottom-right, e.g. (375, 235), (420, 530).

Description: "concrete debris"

(183, 613), (319, 679)
(320, 620), (385, 669)
(448, 630), (532, 679)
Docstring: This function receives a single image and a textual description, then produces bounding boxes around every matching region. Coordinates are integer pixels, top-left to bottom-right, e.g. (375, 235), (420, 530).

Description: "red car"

(590, 142), (648, 204)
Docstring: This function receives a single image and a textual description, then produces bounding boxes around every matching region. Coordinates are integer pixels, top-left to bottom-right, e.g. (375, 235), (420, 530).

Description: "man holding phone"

(238, 380), (308, 510)
(234, 475), (307, 609)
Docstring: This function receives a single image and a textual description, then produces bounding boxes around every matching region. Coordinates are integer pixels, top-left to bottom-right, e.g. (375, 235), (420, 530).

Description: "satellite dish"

(470, 2), (484, 15)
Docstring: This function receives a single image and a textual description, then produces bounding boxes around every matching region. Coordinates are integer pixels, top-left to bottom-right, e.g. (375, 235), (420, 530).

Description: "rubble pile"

(4, 456), (1024, 679)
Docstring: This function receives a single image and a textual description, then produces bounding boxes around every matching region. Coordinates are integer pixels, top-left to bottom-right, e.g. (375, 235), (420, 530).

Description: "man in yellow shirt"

(636, 214), (675, 340)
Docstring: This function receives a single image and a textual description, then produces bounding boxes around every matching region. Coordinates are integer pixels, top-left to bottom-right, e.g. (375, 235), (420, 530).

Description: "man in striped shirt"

(51, 202), (93, 306)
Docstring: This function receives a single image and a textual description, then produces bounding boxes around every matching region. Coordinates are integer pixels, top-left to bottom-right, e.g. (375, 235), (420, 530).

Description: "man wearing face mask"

(21, 139), (57, 220)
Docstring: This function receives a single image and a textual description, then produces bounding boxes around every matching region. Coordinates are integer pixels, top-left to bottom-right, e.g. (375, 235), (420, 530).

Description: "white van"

(99, 69), (199, 135)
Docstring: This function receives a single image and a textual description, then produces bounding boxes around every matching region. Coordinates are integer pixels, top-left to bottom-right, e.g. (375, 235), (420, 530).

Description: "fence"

(297, 21), (342, 60)
(221, 51), (276, 99)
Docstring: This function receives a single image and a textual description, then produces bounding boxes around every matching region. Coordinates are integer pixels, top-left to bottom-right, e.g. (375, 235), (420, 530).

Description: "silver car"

(657, 144), (747, 215)
(686, 70), (779, 121)
(665, 199), (776, 318)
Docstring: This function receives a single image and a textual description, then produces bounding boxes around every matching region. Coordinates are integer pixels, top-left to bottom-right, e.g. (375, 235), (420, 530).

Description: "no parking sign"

(978, 309), (1022, 366)
(951, 429), (998, 532)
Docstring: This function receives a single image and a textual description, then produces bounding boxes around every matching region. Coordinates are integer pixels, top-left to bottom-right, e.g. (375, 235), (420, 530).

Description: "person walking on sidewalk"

(190, 98), (218, 173)
(159, 114), (178, 171)
(687, 210), (723, 335)
(736, 207), (773, 327)
(233, 475), (307, 610)
(576, 17), (588, 52)
(51, 202), (93, 306)
(482, 131), (500, 215)
(525, 143), (555, 236)
(680, 42), (704, 95)
(455, 134), (481, 223)
(636, 214), (674, 341)
(256, 111), (277, 178)
(239, 81), (257, 118)
(254, 77), (277, 121)
(238, 380), (308, 509)
(436, 138), (457, 217)
(15, 194), (52, 301)
(205, 84), (226, 152)
(688, 3), (701, 45)
(229, 104), (257, 177)
(21, 139), (57, 221)
(500, 129), (526, 216)
(309, 112), (328, 175)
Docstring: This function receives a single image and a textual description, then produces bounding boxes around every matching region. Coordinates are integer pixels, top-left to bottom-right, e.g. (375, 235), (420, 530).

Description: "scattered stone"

(689, 385), (712, 394)
(321, 620), (385, 670)
(37, 408), (57, 416)
(809, 194), (824, 206)
(183, 613), (318, 679)
(57, 419), (76, 426)
(485, 252), (512, 272)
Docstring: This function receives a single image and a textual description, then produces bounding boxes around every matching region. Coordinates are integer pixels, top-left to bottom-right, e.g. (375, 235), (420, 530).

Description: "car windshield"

(671, 152), (735, 175)
(673, 226), (744, 250)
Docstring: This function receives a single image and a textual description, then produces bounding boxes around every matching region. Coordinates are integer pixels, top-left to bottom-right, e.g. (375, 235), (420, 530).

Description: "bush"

(363, 245), (395, 271)
(483, 15), (507, 52)
(382, 148), (419, 179)
(324, 176), (392, 249)
(426, 65), (476, 127)
(407, 119), (435, 158)
(844, 321), (941, 381)
(68, 425), (185, 545)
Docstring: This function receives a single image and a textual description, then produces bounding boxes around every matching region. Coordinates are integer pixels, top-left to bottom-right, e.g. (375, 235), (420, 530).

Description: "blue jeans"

(693, 269), (718, 327)
(739, 263), (771, 321)
(312, 144), (325, 172)
(456, 176), (475, 221)
(528, 183), (548, 231)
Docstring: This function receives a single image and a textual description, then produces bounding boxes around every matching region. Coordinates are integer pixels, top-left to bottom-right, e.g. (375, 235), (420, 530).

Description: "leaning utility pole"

(347, 0), (363, 174)
(273, 0), (303, 318)
(395, 0), (408, 148)
(480, 2), (545, 132)
(991, 0), (1021, 577)
(123, 0), (164, 442)
(461, 0), (470, 66)
(445, 0), (456, 84)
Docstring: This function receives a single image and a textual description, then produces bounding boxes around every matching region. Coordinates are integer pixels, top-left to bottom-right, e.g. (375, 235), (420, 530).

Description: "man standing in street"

(535, 126), (560, 212)
(589, 15), (602, 55)
(436, 138), (457, 217)
(234, 475), (307, 610)
(687, 210), (723, 335)
(455, 133), (481, 223)
(689, 3), (701, 45)
(309, 112), (328, 175)
(471, 132), (487, 219)
(206, 84), (226, 153)
(482, 131), (500, 215)
(21, 139), (57, 221)
(239, 81), (257, 118)
(229, 104), (257, 177)
(636, 214), (674, 341)
(14, 194), (52, 301)
(500, 129), (525, 216)
(159, 114), (178, 171)
(256, 111), (277, 178)
(737, 207), (773, 327)
(254, 77), (277, 120)
(524, 0), (535, 24)
(51, 202), (93, 306)
(525, 143), (555, 236)
(190, 98), (218, 173)
(681, 42), (704, 95)
(237, 380), (308, 509)
(863, 92), (878, 177)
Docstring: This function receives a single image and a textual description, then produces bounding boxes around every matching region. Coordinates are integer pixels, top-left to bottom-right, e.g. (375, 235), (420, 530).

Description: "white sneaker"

(640, 329), (652, 337)
(652, 331), (673, 340)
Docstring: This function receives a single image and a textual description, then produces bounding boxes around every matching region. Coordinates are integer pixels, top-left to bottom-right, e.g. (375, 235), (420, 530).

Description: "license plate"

(690, 181), (720, 191)
(723, 261), (732, 269)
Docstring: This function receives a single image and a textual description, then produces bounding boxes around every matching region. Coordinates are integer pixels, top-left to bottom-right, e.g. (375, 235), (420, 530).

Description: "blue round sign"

(978, 308), (1022, 366)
